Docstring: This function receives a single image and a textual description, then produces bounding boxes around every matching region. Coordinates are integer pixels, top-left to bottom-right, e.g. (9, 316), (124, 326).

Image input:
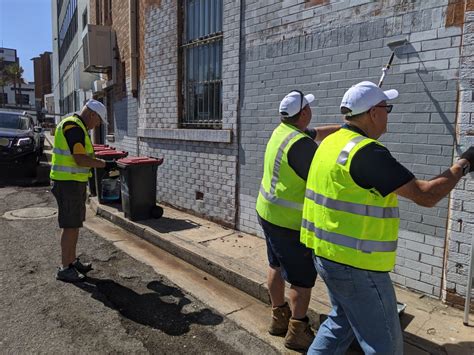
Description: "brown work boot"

(268, 302), (291, 335)
(284, 317), (315, 351)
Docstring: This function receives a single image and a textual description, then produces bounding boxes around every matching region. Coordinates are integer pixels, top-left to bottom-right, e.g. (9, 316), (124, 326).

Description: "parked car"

(0, 110), (44, 177)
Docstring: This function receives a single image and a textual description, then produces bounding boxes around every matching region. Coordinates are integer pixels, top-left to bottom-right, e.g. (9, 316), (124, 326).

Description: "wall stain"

(446, 0), (466, 27)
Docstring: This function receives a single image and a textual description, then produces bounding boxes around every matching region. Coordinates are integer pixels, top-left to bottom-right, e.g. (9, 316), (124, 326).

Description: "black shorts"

(258, 215), (317, 288)
(51, 180), (87, 228)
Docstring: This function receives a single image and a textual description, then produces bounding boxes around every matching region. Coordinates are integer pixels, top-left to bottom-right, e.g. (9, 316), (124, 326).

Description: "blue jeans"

(309, 256), (403, 355)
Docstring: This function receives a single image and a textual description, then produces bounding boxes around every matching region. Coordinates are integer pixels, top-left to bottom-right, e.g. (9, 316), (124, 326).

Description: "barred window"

(181, 0), (223, 128)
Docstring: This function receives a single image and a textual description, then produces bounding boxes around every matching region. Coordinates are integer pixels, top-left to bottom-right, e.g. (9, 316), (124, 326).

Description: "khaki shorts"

(51, 180), (87, 228)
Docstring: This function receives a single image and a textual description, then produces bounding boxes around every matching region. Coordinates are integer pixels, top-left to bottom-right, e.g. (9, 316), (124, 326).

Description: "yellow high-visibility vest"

(256, 122), (311, 231)
(50, 116), (93, 182)
(301, 128), (399, 271)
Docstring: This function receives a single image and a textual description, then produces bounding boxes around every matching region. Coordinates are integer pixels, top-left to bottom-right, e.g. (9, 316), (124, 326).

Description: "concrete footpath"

(89, 198), (474, 355)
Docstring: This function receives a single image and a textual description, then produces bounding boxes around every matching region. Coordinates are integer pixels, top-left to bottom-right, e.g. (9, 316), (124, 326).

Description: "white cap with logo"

(279, 91), (315, 117)
(340, 81), (398, 116)
(85, 99), (107, 125)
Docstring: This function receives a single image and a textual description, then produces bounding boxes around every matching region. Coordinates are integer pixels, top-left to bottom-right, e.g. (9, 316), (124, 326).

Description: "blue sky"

(0, 0), (52, 82)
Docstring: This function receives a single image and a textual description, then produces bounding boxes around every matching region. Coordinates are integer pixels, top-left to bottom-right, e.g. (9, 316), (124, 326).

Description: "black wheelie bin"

(89, 145), (116, 196)
(117, 156), (164, 221)
(94, 149), (128, 203)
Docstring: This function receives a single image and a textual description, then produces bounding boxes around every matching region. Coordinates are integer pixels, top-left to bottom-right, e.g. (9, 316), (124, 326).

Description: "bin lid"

(93, 144), (108, 148)
(117, 156), (164, 166)
(95, 149), (128, 158)
(93, 146), (115, 152)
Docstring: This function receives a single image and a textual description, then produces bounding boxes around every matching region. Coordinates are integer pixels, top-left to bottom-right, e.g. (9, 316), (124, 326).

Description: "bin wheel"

(151, 205), (164, 219)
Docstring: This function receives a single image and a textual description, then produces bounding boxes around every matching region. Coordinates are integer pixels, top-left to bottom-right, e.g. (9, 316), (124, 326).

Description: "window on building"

(58, 0), (78, 64)
(0, 93), (7, 105)
(181, 0), (223, 128)
(82, 8), (88, 29)
(15, 94), (30, 105)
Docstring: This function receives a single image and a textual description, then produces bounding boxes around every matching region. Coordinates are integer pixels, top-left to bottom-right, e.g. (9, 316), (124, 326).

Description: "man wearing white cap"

(51, 99), (116, 283)
(256, 90), (340, 350)
(301, 81), (474, 354)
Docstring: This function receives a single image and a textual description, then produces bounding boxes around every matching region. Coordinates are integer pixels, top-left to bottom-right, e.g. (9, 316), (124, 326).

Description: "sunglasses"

(374, 104), (393, 113)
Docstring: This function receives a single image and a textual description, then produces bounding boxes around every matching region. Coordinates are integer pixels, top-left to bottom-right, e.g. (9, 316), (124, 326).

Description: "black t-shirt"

(345, 124), (415, 197)
(63, 114), (86, 154)
(287, 127), (318, 181)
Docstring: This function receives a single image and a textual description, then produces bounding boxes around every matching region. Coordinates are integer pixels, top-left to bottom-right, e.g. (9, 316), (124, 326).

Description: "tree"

(0, 76), (7, 108)
(5, 63), (25, 108)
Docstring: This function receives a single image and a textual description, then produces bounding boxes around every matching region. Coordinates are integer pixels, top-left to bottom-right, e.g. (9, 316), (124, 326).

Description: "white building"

(51, 0), (97, 123)
(2, 81), (36, 109)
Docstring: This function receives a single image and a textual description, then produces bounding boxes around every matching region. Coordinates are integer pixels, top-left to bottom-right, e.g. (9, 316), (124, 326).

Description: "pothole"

(3, 207), (58, 220)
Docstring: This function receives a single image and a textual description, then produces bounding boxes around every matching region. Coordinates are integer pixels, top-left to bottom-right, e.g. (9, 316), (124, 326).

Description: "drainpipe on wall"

(129, 0), (138, 98)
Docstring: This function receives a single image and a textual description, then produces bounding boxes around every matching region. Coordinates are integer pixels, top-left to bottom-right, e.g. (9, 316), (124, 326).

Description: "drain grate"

(3, 207), (58, 220)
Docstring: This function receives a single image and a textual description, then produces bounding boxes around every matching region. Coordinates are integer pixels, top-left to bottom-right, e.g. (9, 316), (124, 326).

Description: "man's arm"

(395, 159), (467, 207)
(314, 125), (341, 142)
(73, 154), (106, 168)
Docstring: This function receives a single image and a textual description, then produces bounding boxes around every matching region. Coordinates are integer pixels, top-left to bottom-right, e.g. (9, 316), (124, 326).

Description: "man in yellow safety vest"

(256, 90), (340, 351)
(51, 99), (116, 283)
(301, 81), (474, 354)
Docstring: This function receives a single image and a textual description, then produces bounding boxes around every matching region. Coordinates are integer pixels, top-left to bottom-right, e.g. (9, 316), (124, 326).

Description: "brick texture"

(109, 0), (240, 227)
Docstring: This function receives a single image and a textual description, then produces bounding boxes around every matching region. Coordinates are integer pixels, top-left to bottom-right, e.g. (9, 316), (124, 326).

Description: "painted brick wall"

(445, 4), (474, 307)
(104, 0), (238, 226)
(238, 0), (464, 298)
(123, 0), (240, 226)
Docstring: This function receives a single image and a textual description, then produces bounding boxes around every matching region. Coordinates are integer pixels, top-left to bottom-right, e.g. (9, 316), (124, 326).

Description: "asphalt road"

(0, 184), (277, 354)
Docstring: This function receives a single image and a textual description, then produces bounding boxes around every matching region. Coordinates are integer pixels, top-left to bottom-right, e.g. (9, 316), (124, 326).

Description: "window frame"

(179, 0), (223, 129)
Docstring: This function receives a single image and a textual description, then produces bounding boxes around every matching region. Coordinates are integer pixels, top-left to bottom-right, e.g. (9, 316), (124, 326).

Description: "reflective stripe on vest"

(259, 185), (303, 211)
(301, 218), (398, 253)
(268, 130), (301, 194)
(52, 148), (72, 156)
(301, 128), (399, 272)
(336, 136), (366, 165)
(50, 165), (90, 174)
(256, 123), (309, 230)
(305, 189), (399, 218)
(53, 147), (94, 157)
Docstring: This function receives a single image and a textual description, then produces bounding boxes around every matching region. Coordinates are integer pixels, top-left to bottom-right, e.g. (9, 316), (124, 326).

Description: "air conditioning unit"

(83, 25), (113, 73)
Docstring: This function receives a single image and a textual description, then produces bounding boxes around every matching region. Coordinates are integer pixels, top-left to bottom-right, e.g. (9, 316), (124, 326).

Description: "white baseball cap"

(279, 90), (315, 117)
(85, 99), (107, 125)
(340, 81), (398, 116)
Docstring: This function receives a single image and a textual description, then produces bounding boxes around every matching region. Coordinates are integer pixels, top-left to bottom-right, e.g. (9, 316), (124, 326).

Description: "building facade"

(84, 0), (473, 307)
(31, 52), (53, 109)
(51, 0), (98, 122)
(2, 82), (36, 108)
(0, 47), (19, 69)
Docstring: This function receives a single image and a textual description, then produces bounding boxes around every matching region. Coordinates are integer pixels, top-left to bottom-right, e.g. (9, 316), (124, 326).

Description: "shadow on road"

(0, 161), (50, 187)
(75, 276), (223, 335)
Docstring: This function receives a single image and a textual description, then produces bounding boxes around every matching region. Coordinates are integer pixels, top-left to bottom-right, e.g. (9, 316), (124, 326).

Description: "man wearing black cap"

(256, 90), (340, 350)
(301, 81), (474, 354)
(51, 99), (116, 283)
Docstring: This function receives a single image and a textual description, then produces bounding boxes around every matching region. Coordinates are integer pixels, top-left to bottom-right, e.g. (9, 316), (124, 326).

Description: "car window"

(18, 117), (30, 130)
(0, 112), (24, 129)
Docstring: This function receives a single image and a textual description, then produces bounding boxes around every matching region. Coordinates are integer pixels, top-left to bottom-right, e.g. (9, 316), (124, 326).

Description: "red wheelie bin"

(117, 156), (164, 221)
